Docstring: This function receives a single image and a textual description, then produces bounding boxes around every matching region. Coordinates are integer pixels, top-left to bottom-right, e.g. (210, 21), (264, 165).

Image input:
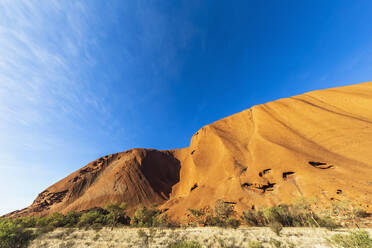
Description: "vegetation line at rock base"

(0, 198), (370, 248)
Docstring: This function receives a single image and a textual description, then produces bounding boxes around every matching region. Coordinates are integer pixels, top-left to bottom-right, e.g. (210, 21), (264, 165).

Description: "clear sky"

(1, 1), (372, 215)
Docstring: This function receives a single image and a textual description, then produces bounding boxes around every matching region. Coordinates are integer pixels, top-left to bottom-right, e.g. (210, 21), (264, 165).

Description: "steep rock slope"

(166, 82), (372, 220)
(7, 82), (372, 220)
(7, 149), (180, 217)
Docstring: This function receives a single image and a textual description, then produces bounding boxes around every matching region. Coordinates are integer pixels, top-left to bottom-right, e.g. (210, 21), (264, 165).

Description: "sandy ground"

(29, 227), (372, 248)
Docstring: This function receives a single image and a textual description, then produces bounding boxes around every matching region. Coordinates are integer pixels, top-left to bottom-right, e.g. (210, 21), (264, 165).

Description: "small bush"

(204, 215), (224, 227)
(168, 240), (202, 248)
(328, 230), (372, 248)
(187, 208), (203, 217)
(200, 200), (240, 228)
(187, 208), (206, 226)
(131, 205), (163, 227)
(64, 211), (81, 227)
(152, 213), (174, 227)
(105, 202), (129, 226)
(78, 210), (107, 227)
(352, 207), (370, 218)
(227, 218), (240, 228)
(0, 219), (34, 248)
(318, 215), (338, 230)
(47, 212), (68, 228)
(35, 216), (50, 227)
(13, 216), (36, 228)
(214, 200), (234, 220)
(241, 209), (265, 226)
(242, 204), (339, 229)
(262, 204), (310, 226)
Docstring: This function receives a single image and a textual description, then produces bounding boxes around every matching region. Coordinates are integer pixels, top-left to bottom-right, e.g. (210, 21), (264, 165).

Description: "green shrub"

(0, 219), (34, 248)
(328, 230), (372, 248)
(13, 211), (80, 229)
(78, 210), (107, 227)
(262, 204), (311, 226)
(131, 205), (163, 227)
(187, 208), (203, 217)
(152, 213), (171, 227)
(204, 214), (222, 227)
(105, 202), (129, 226)
(200, 200), (239, 228)
(64, 211), (81, 227)
(168, 240), (202, 248)
(317, 215), (338, 230)
(187, 208), (205, 226)
(35, 216), (50, 227)
(242, 204), (339, 229)
(241, 209), (265, 226)
(214, 200), (234, 220)
(263, 206), (286, 225)
(13, 216), (36, 228)
(47, 212), (68, 228)
(227, 218), (240, 228)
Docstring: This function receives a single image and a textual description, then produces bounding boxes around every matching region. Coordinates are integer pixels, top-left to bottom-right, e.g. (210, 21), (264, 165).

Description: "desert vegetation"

(0, 202), (174, 248)
(187, 199), (240, 228)
(241, 204), (337, 230)
(0, 198), (370, 247)
(327, 230), (372, 248)
(168, 240), (202, 248)
(186, 198), (349, 231)
(0, 218), (33, 248)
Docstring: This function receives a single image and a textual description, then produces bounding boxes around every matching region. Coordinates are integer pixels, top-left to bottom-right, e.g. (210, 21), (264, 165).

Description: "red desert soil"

(6, 82), (372, 221)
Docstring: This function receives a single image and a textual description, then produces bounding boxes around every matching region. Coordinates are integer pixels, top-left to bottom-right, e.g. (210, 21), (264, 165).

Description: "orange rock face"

(6, 82), (372, 220)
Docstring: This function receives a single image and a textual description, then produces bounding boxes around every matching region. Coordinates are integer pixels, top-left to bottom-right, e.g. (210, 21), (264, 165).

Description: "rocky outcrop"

(6, 149), (180, 217)
(6, 82), (372, 221)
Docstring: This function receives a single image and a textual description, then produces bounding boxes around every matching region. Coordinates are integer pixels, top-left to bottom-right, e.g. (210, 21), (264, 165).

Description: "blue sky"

(1, 1), (372, 215)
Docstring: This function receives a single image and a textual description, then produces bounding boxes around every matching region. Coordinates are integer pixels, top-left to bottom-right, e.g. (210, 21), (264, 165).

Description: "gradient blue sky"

(1, 1), (372, 215)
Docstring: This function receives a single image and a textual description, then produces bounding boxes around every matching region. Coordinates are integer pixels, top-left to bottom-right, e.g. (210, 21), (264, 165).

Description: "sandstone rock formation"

(6, 82), (372, 220)
(7, 149), (181, 217)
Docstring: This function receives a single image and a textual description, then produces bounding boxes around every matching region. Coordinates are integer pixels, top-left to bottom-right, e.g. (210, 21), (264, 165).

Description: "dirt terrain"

(7, 82), (372, 222)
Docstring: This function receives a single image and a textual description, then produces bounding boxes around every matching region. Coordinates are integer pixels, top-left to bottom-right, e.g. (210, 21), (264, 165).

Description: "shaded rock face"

(6, 82), (372, 220)
(6, 149), (181, 217)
